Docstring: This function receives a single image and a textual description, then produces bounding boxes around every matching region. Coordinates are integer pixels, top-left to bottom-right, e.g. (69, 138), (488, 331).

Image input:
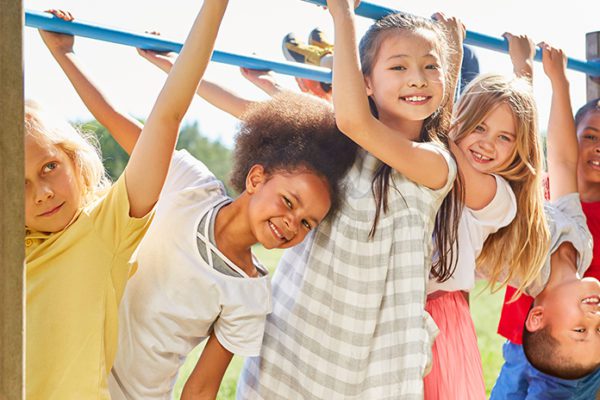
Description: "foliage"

(79, 120), (235, 194)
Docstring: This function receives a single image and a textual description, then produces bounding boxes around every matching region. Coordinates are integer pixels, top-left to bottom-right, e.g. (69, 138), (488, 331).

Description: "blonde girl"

(25, 1), (229, 398)
(424, 34), (549, 399)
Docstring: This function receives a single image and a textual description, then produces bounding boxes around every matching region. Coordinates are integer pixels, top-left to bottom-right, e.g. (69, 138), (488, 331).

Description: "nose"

(408, 69), (428, 88)
(34, 183), (54, 204)
(283, 212), (299, 237)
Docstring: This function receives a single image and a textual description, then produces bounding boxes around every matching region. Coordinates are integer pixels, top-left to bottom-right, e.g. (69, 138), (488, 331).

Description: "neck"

(540, 243), (580, 295)
(213, 194), (256, 272)
(378, 113), (424, 141)
(578, 176), (600, 203)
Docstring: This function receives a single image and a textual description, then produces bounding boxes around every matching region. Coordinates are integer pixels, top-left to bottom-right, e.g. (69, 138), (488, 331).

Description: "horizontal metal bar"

(25, 10), (333, 83)
(301, 0), (600, 76)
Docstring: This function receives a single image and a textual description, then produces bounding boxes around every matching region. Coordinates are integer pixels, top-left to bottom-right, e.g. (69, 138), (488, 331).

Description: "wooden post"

(587, 31), (600, 101)
(0, 0), (25, 399)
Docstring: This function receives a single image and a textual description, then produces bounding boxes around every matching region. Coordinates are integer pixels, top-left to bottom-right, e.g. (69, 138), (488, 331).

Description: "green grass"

(173, 248), (505, 399)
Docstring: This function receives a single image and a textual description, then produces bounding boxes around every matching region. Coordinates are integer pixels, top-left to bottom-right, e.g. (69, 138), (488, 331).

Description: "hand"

(432, 12), (466, 51)
(295, 78), (333, 102)
(240, 67), (277, 88)
(136, 31), (177, 72)
(503, 32), (535, 78)
(325, 0), (360, 18)
(39, 9), (75, 54)
(539, 42), (568, 84)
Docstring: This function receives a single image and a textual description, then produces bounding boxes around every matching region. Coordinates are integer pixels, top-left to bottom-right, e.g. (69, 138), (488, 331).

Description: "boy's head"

(576, 98), (600, 191)
(523, 243), (600, 379)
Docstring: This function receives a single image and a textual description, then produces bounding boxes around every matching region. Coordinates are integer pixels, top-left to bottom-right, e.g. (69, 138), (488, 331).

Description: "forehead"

(377, 28), (442, 60)
(25, 134), (62, 163)
(577, 111), (600, 133)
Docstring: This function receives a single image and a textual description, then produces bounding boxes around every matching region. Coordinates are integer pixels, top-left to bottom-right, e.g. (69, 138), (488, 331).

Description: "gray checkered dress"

(237, 147), (456, 399)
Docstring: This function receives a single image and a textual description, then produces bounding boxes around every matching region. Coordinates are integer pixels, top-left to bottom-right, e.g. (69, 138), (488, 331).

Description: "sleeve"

(212, 280), (272, 357)
(525, 193), (593, 297)
(418, 142), (457, 200)
(91, 173), (154, 254)
(161, 150), (226, 197)
(467, 175), (517, 239)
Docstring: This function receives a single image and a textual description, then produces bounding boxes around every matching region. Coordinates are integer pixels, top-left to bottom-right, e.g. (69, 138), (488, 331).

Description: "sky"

(24, 0), (600, 147)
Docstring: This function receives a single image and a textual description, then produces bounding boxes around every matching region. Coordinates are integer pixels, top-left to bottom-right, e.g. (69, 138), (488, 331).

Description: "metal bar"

(25, 10), (333, 83)
(301, 0), (600, 76)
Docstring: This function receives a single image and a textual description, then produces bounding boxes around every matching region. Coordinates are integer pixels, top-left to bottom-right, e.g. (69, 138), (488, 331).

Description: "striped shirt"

(237, 146), (457, 399)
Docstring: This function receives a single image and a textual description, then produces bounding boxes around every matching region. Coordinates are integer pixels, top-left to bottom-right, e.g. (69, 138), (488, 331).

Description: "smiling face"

(364, 29), (445, 126)
(25, 134), (82, 233)
(456, 103), (518, 174)
(246, 166), (331, 250)
(577, 111), (600, 186)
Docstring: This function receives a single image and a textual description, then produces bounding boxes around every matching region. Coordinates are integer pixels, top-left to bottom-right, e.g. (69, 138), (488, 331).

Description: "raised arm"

(542, 43), (578, 200)
(327, 0), (449, 189)
(138, 46), (265, 119)
(125, 0), (229, 217)
(503, 32), (535, 79)
(39, 10), (142, 154)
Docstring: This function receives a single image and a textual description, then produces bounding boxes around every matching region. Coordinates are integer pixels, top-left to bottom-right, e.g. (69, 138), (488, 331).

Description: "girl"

(39, 10), (357, 400)
(26, 1), (229, 398)
(239, 1), (463, 398)
(424, 33), (549, 399)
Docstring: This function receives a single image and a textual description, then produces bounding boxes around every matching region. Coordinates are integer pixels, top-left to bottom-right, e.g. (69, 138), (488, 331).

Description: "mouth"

(38, 202), (64, 217)
(587, 160), (600, 170)
(470, 150), (493, 163)
(582, 295), (600, 305)
(399, 95), (431, 105)
(268, 220), (288, 243)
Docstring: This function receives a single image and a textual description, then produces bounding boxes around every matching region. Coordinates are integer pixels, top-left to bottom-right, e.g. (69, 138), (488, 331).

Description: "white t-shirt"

(108, 151), (272, 400)
(427, 175), (516, 294)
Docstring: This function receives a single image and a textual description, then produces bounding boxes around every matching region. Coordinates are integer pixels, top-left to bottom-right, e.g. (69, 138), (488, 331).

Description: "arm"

(125, 0), (229, 217)
(542, 43), (578, 200)
(138, 48), (259, 119)
(181, 334), (233, 400)
(503, 32), (535, 79)
(432, 12), (465, 106)
(327, 0), (449, 189)
(39, 10), (142, 154)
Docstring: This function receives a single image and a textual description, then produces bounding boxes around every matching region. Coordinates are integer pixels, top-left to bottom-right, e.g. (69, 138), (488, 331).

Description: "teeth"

(404, 96), (427, 102)
(472, 151), (491, 161)
(268, 221), (285, 241)
(582, 296), (600, 304)
(590, 160), (600, 166)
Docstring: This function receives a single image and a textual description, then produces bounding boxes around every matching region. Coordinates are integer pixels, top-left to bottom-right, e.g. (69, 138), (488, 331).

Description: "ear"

(364, 75), (374, 96)
(525, 305), (546, 333)
(245, 164), (266, 195)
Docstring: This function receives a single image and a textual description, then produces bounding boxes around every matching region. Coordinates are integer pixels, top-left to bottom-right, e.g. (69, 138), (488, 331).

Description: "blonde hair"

(25, 100), (110, 206)
(451, 74), (550, 294)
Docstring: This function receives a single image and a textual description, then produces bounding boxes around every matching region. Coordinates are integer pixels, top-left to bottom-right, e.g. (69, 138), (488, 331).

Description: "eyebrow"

(386, 53), (438, 61)
(581, 126), (600, 133)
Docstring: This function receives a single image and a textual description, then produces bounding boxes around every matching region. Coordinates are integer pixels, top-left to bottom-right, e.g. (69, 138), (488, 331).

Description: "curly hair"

(575, 97), (600, 127)
(230, 92), (358, 215)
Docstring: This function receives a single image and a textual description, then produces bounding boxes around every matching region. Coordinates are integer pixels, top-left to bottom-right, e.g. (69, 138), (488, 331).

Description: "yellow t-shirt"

(26, 174), (153, 400)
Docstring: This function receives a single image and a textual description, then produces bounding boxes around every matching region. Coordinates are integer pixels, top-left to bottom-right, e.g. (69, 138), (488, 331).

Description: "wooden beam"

(587, 31), (600, 101)
(0, 0), (25, 398)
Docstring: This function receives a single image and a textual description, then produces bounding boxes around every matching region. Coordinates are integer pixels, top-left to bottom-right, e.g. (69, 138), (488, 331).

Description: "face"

(25, 134), (82, 233)
(577, 111), (600, 186)
(246, 166), (331, 250)
(534, 275), (600, 369)
(364, 29), (445, 125)
(457, 103), (518, 174)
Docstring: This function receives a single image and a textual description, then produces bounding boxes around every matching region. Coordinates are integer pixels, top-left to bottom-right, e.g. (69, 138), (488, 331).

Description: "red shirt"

(497, 200), (600, 344)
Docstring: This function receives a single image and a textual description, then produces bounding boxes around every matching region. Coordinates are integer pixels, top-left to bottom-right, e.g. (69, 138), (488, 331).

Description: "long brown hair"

(359, 13), (463, 281)
(451, 74), (549, 294)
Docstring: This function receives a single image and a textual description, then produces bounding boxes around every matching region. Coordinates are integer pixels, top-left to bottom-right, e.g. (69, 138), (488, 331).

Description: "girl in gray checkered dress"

(238, 2), (464, 399)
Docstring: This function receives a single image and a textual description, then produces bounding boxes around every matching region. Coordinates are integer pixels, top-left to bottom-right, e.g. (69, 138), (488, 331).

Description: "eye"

(574, 328), (586, 333)
(283, 196), (293, 209)
(499, 134), (513, 142)
(302, 219), (312, 230)
(474, 125), (485, 133)
(42, 161), (58, 173)
(584, 134), (598, 141)
(391, 65), (406, 71)
(425, 64), (440, 70)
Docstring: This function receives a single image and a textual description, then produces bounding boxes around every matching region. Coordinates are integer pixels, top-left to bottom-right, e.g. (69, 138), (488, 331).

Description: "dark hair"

(522, 325), (598, 380)
(575, 97), (600, 128)
(230, 92), (358, 215)
(358, 12), (463, 281)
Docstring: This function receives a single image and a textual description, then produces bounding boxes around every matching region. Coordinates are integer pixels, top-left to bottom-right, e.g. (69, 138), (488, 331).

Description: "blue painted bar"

(25, 10), (333, 83)
(302, 0), (600, 76)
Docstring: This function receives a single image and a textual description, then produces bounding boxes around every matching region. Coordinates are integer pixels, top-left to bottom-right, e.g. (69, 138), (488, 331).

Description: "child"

(27, 1), (229, 398)
(39, 11), (357, 400)
(238, 2), (462, 398)
(491, 59), (600, 398)
(424, 33), (550, 399)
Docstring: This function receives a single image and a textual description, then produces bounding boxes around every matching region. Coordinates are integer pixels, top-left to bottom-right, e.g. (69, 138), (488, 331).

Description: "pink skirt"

(423, 291), (486, 400)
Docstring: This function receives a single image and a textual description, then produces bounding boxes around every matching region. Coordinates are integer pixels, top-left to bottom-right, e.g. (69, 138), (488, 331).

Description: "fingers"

(45, 9), (74, 22)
